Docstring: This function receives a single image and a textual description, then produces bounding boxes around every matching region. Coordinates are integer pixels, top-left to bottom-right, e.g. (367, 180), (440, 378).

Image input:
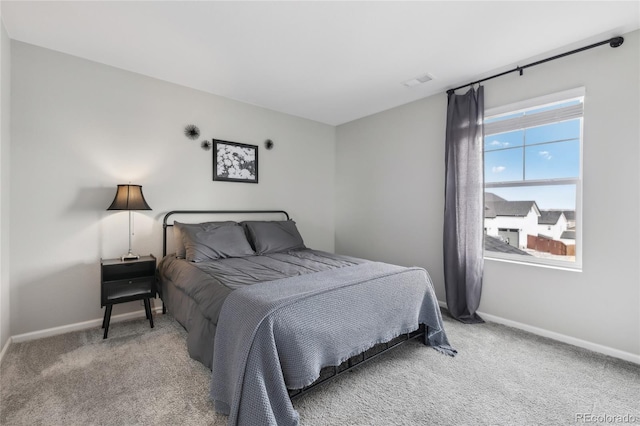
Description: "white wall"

(336, 30), (640, 357)
(10, 41), (335, 336)
(0, 13), (11, 350)
(336, 95), (447, 291)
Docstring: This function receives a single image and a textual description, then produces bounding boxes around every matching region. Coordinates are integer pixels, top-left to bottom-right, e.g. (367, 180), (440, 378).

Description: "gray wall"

(336, 30), (640, 357)
(9, 41), (335, 336)
(3, 29), (639, 361)
(0, 15), (10, 350)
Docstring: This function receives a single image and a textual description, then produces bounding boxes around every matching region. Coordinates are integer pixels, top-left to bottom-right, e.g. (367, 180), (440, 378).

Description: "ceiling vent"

(403, 73), (434, 87)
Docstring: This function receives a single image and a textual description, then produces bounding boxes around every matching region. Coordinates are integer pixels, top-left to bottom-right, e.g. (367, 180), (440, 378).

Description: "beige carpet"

(1, 312), (639, 425)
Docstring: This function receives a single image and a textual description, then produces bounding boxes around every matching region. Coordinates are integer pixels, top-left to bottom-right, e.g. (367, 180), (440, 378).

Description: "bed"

(157, 210), (455, 425)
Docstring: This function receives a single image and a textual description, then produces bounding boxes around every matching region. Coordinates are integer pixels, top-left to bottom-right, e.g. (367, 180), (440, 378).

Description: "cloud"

(489, 140), (510, 148)
(539, 151), (552, 160)
(492, 166), (506, 173)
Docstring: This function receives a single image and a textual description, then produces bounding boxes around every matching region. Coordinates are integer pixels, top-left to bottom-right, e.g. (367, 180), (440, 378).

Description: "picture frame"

(213, 139), (259, 184)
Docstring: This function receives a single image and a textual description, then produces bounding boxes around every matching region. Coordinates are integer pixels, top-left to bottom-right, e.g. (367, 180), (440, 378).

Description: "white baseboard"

(7, 301), (639, 365)
(10, 306), (164, 344)
(0, 336), (12, 365)
(438, 300), (640, 365)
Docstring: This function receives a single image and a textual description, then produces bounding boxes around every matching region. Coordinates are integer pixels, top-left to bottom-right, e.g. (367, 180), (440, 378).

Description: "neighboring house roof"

(484, 192), (540, 218)
(484, 235), (531, 255)
(485, 192), (507, 203)
(484, 193), (503, 218)
(486, 200), (540, 217)
(563, 210), (576, 221)
(538, 210), (565, 225)
(484, 205), (497, 219)
(560, 230), (576, 240)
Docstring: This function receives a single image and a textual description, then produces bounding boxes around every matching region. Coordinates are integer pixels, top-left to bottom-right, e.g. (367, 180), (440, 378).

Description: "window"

(483, 88), (583, 270)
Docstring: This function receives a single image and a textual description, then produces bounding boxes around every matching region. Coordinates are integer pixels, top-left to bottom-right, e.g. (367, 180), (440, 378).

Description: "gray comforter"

(209, 261), (455, 426)
(157, 249), (367, 368)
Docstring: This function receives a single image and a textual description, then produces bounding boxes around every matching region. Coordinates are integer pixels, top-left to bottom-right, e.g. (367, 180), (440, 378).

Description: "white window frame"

(483, 87), (584, 271)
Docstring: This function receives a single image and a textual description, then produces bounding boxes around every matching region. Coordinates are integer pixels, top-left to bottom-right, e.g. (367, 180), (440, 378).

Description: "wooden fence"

(527, 235), (569, 256)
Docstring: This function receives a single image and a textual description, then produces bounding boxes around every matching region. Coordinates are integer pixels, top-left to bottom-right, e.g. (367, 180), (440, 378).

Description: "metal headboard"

(162, 210), (290, 257)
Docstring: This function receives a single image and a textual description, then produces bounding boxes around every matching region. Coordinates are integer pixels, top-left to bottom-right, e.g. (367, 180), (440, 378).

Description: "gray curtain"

(443, 86), (485, 324)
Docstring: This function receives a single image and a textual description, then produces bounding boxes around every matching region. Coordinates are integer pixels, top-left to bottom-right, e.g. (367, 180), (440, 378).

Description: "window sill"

(484, 254), (582, 272)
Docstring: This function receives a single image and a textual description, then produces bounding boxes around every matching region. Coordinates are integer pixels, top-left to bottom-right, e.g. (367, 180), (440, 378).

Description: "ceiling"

(2, 1), (639, 125)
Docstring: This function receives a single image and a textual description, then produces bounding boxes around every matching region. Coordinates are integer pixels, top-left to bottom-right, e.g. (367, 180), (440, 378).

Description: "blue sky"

(484, 118), (580, 210)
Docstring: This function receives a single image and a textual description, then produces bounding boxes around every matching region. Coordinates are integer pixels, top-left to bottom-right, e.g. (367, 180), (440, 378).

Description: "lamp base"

(121, 252), (140, 262)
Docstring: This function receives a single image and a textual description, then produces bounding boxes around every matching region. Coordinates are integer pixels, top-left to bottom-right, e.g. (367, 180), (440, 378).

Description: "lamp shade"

(107, 184), (152, 211)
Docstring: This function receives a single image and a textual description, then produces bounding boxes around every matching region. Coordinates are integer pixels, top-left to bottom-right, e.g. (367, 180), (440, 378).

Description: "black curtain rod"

(446, 36), (624, 95)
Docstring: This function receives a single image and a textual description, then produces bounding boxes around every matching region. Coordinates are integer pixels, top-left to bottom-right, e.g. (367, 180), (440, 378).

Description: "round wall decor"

(184, 124), (200, 140)
(265, 139), (274, 150)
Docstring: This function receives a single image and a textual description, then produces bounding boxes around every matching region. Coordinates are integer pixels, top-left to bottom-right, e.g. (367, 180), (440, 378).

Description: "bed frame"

(159, 209), (426, 400)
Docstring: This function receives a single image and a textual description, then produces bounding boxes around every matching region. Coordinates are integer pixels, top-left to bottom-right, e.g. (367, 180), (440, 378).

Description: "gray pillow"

(173, 221), (238, 259)
(173, 222), (188, 258)
(242, 220), (306, 255)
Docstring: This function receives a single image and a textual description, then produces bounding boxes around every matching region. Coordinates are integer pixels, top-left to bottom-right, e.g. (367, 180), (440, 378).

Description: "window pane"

(484, 130), (524, 152)
(524, 140), (580, 180)
(484, 92), (583, 267)
(484, 185), (576, 263)
(485, 148), (523, 183)
(525, 119), (581, 145)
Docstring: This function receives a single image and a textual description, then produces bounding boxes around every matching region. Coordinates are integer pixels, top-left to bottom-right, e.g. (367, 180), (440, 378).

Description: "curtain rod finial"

(610, 37), (624, 48)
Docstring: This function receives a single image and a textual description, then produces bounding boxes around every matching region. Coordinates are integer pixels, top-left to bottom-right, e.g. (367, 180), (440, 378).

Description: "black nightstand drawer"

(101, 260), (156, 282)
(103, 277), (154, 304)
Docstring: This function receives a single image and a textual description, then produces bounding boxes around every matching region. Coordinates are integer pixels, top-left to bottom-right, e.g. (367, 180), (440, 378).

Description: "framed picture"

(213, 139), (258, 183)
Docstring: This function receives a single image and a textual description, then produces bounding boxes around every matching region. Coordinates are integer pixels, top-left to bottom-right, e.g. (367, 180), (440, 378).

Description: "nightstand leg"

(144, 298), (154, 329)
(103, 304), (113, 339)
(102, 307), (108, 329)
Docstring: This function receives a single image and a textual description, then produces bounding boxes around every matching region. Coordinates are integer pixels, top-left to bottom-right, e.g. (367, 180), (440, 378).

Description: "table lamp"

(107, 184), (152, 261)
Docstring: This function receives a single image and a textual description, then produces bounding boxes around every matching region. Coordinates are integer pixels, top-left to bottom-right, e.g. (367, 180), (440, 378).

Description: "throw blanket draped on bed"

(210, 262), (456, 426)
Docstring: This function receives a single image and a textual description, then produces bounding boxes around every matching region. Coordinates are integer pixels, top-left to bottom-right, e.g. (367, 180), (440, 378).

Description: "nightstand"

(100, 255), (156, 339)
